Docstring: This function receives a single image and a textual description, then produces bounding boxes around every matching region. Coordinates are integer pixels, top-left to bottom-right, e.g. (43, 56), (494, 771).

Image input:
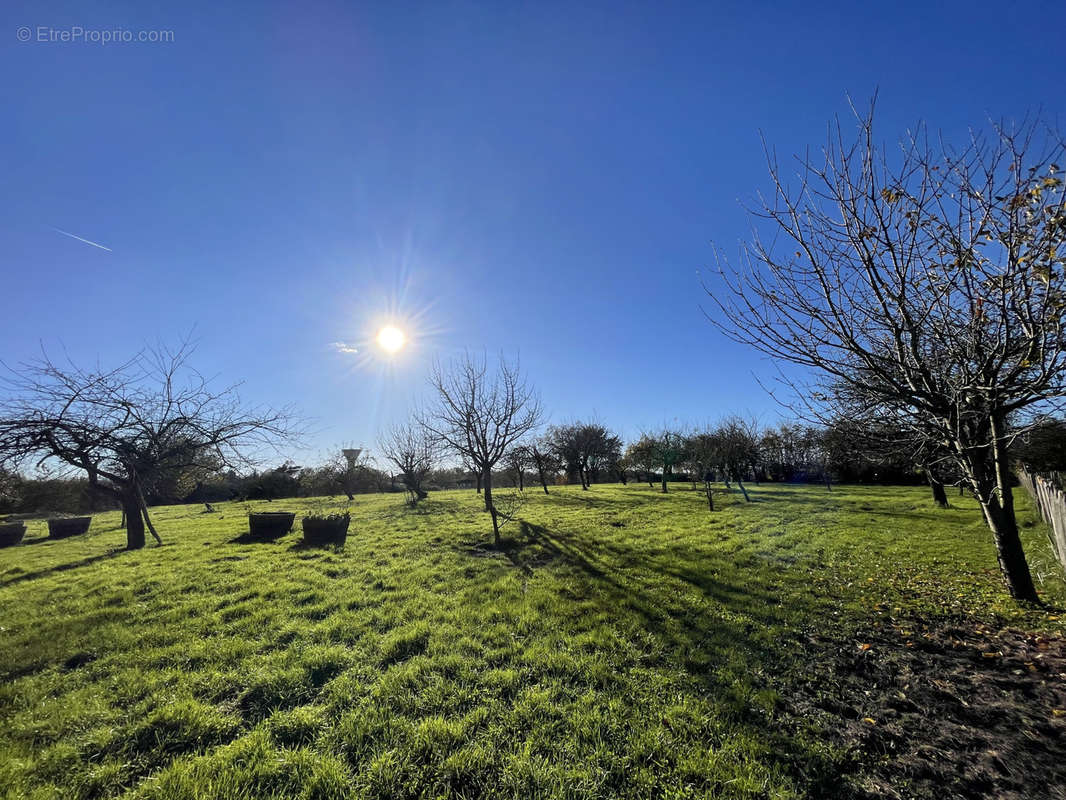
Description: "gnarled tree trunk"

(925, 468), (949, 508)
(533, 450), (550, 495)
(122, 489), (146, 550)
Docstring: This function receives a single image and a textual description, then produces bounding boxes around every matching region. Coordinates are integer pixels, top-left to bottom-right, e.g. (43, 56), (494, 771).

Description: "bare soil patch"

(783, 615), (1066, 798)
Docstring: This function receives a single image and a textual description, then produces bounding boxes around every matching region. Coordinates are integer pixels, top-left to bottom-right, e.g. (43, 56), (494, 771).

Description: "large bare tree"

(709, 103), (1066, 602)
(419, 352), (542, 545)
(0, 344), (295, 549)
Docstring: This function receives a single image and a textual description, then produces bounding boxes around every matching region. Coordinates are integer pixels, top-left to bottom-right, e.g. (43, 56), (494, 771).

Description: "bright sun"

(375, 325), (406, 354)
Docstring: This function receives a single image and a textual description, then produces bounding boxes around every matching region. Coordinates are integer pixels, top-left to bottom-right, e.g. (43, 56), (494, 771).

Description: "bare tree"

(646, 429), (687, 493)
(528, 438), (561, 494)
(379, 422), (437, 504)
(503, 446), (529, 490)
(709, 102), (1066, 601)
(0, 344), (295, 549)
(419, 352), (542, 545)
(686, 428), (723, 511)
(716, 416), (760, 501)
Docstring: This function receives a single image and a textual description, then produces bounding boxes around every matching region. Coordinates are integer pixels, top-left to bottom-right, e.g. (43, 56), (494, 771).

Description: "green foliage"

(0, 485), (1063, 798)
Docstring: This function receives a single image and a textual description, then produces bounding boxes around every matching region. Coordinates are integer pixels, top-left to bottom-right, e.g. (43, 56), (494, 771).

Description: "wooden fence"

(1017, 467), (1066, 571)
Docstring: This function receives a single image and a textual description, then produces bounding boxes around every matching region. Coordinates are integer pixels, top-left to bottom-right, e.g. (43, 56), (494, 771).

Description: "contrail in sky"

(50, 226), (112, 252)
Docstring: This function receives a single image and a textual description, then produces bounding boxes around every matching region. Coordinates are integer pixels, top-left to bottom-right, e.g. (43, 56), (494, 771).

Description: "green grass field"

(2, 483), (1064, 799)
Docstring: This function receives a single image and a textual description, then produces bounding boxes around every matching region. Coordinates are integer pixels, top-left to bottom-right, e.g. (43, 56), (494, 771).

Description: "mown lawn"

(1, 483), (1064, 799)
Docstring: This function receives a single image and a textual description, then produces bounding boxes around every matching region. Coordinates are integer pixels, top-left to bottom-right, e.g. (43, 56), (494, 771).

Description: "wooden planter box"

(0, 522), (26, 548)
(301, 514), (350, 546)
(47, 517), (92, 539)
(247, 512), (295, 540)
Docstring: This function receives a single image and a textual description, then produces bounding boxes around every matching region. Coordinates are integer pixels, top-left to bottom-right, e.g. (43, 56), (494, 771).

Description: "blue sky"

(1, 0), (1063, 464)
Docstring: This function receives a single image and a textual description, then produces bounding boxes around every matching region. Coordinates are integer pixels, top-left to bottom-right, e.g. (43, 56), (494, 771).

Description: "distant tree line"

(9, 412), (1065, 517)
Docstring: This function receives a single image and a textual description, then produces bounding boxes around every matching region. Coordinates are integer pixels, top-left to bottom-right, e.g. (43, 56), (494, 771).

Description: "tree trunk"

(661, 464), (669, 493)
(534, 452), (550, 495)
(403, 478), (428, 501)
(987, 418), (1039, 602)
(926, 469), (949, 508)
(123, 491), (146, 550)
(475, 471), (482, 494)
(737, 478), (751, 502)
(517, 470), (524, 491)
(484, 469), (500, 546)
(580, 466), (589, 490)
(964, 416), (1040, 603)
(704, 481), (714, 511)
(647, 473), (654, 488)
(618, 469), (627, 486)
(980, 494), (1039, 602)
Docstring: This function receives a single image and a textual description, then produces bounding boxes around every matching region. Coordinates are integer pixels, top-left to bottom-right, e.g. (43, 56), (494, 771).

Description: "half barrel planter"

(47, 516), (92, 539)
(301, 514), (350, 546)
(247, 512), (296, 541)
(0, 522), (26, 547)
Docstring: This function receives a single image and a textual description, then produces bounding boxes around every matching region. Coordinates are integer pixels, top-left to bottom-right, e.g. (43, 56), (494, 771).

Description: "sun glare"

(375, 325), (406, 354)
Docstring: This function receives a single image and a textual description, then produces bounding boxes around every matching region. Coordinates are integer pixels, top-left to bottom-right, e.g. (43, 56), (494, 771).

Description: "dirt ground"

(782, 614), (1066, 799)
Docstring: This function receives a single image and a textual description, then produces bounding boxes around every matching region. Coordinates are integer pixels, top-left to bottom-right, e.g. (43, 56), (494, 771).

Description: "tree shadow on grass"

(507, 519), (858, 796)
(0, 548), (127, 588)
(18, 535), (57, 547)
(540, 490), (664, 510)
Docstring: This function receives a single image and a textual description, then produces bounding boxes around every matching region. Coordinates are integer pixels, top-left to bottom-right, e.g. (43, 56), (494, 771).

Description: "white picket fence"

(1017, 468), (1066, 570)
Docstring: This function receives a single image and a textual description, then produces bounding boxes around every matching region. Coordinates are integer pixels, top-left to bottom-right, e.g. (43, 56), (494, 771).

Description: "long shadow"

(0, 548), (127, 588)
(745, 484), (964, 520)
(517, 521), (792, 622)
(19, 535), (58, 547)
(502, 519), (856, 795)
(540, 491), (662, 510)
